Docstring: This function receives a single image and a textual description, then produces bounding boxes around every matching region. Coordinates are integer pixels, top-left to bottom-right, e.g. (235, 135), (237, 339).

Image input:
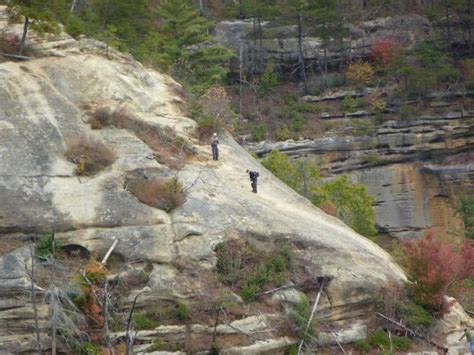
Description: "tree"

(149, 0), (233, 93)
(261, 150), (377, 239)
(9, 0), (67, 55)
(312, 175), (377, 239)
(306, 0), (347, 90)
(402, 231), (474, 313)
(286, 0), (308, 93)
(457, 195), (474, 239)
(72, 0), (152, 59)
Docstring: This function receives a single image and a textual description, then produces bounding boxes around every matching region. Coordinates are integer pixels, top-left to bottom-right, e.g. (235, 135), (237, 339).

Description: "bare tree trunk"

(28, 246), (42, 355)
(323, 45), (328, 89)
(300, 162), (308, 197)
(198, 0), (204, 16)
(252, 16), (257, 78)
(125, 293), (141, 355)
(50, 234), (57, 355)
(239, 43), (243, 115)
(297, 13), (308, 94)
(19, 16), (29, 56)
(469, 0), (473, 55)
(444, 0), (452, 48)
(258, 16), (263, 77)
(103, 280), (114, 355)
(297, 277), (327, 355)
(70, 0), (78, 12)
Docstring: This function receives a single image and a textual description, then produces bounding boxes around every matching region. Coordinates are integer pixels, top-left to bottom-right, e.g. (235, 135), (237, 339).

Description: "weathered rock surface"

(215, 15), (431, 73)
(248, 112), (474, 239)
(0, 8), (404, 353)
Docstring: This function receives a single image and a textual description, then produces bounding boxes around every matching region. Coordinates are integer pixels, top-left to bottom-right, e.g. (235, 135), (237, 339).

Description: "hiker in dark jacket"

(246, 170), (259, 193)
(211, 133), (219, 161)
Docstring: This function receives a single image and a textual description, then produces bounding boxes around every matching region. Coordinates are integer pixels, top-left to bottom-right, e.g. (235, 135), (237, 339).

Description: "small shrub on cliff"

(289, 295), (316, 342)
(128, 176), (186, 212)
(371, 37), (403, 67)
(354, 339), (370, 353)
(133, 312), (157, 330)
(215, 239), (292, 301)
(346, 60), (375, 87)
(401, 230), (474, 314)
(36, 232), (61, 259)
(88, 106), (193, 170)
(457, 195), (474, 239)
(65, 136), (116, 176)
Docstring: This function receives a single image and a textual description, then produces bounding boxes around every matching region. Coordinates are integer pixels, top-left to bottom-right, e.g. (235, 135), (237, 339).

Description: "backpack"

(249, 171), (259, 180)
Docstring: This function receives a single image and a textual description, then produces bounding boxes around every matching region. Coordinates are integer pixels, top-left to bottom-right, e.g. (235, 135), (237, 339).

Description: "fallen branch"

(101, 239), (118, 265)
(321, 324), (346, 355)
(256, 283), (296, 297)
(0, 52), (32, 60)
(219, 307), (259, 341)
(375, 312), (448, 353)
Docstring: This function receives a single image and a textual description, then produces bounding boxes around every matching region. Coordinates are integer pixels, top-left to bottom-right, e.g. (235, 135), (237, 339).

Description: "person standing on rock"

(246, 170), (259, 193)
(211, 133), (219, 161)
(459, 328), (473, 354)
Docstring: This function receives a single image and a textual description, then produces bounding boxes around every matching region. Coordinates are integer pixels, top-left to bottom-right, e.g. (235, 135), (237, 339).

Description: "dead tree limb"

(256, 284), (296, 297)
(125, 292), (141, 355)
(51, 233), (57, 355)
(101, 239), (118, 265)
(219, 307), (260, 341)
(375, 312), (448, 353)
(0, 52), (32, 60)
(297, 277), (329, 355)
(26, 246), (42, 355)
(103, 279), (114, 355)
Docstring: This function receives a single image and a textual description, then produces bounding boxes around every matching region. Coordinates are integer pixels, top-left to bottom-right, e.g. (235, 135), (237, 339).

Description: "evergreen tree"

(72, 0), (152, 60)
(9, 0), (68, 54)
(149, 0), (233, 93)
(306, 0), (347, 89)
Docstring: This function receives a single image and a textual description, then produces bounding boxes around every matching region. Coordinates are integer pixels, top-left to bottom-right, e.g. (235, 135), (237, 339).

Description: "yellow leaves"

(346, 60), (375, 86)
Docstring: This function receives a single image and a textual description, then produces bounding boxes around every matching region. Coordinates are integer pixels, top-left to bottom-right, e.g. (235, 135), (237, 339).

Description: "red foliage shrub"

(402, 230), (474, 314)
(372, 37), (403, 67)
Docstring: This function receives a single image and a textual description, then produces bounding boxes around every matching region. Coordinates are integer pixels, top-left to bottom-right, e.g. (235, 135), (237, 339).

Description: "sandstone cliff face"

(215, 15), (431, 73)
(0, 8), (405, 353)
(249, 106), (474, 239)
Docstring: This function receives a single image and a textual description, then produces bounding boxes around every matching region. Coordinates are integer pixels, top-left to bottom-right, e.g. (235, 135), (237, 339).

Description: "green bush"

(133, 312), (157, 330)
(291, 296), (315, 341)
(197, 115), (221, 140)
(251, 123), (267, 142)
(342, 95), (358, 112)
(290, 111), (305, 133)
(354, 339), (370, 353)
(393, 336), (412, 351)
(240, 284), (258, 302)
(284, 343), (298, 355)
(395, 300), (434, 328)
(36, 233), (61, 259)
(275, 124), (292, 141)
(457, 195), (474, 239)
(215, 239), (293, 303)
(261, 150), (377, 239)
(174, 302), (189, 321)
(369, 330), (390, 351)
(82, 342), (102, 355)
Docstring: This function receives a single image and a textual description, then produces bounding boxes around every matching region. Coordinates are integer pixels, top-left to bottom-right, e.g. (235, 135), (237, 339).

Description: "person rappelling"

(211, 132), (219, 161)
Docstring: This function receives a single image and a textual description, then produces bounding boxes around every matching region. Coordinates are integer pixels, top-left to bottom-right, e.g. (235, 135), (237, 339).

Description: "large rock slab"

(0, 9), (405, 352)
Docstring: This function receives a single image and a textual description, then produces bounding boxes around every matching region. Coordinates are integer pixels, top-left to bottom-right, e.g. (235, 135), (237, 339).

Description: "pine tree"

(9, 0), (68, 55)
(150, 0), (233, 93)
(306, 0), (347, 90)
